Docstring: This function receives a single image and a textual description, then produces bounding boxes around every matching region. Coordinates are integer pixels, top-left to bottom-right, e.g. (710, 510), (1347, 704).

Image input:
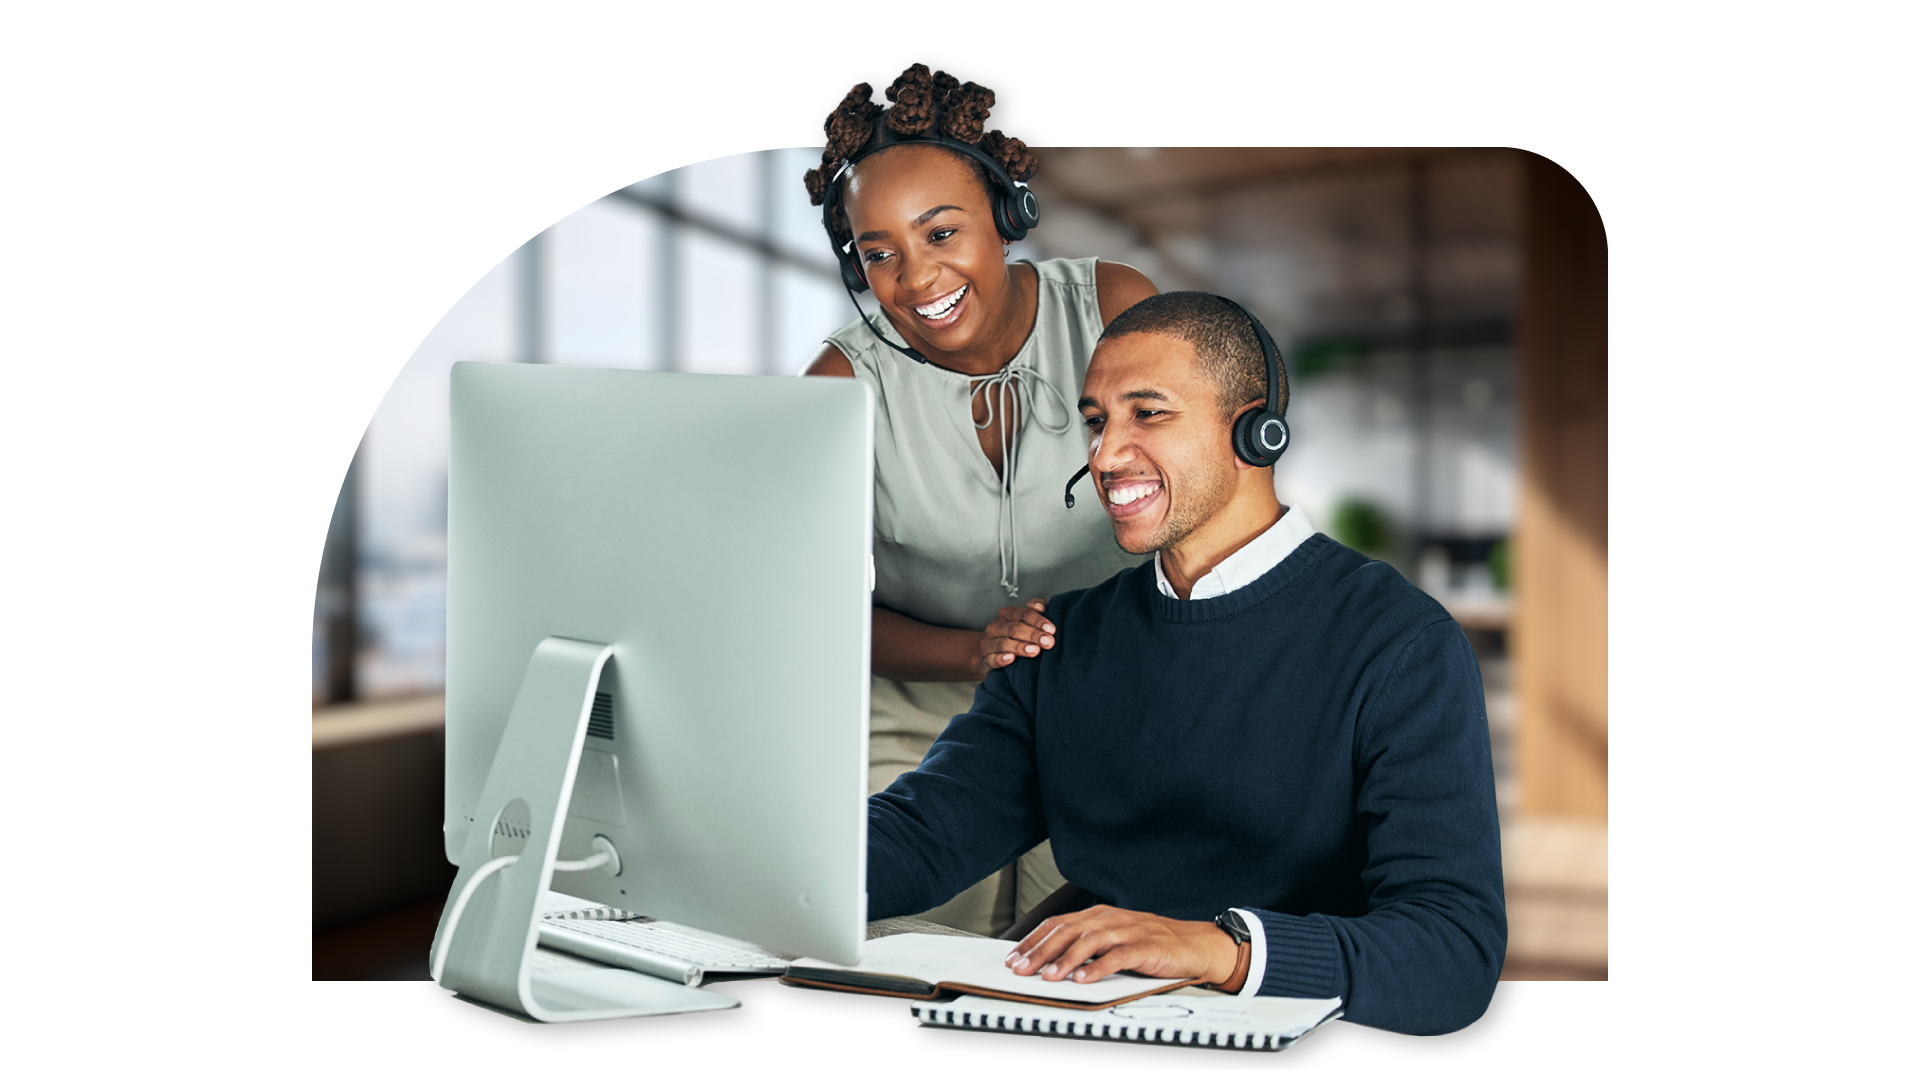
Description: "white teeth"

(915, 286), (966, 318)
(1107, 484), (1158, 506)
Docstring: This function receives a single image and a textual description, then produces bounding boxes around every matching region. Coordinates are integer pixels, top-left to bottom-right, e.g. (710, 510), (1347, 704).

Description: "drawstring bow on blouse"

(967, 362), (1074, 599)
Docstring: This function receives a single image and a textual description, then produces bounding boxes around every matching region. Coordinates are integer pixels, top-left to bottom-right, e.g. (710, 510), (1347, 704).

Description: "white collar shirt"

(1153, 506), (1317, 601)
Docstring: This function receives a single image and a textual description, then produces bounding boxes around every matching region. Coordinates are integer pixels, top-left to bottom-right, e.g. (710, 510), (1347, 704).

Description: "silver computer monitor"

(442, 361), (872, 989)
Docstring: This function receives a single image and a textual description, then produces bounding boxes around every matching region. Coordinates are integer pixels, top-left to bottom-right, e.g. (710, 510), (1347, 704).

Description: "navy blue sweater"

(867, 533), (1506, 1035)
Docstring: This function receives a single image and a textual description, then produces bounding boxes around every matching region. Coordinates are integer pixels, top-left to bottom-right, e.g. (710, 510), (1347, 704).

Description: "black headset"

(1219, 296), (1291, 469)
(1064, 295), (1290, 509)
(821, 134), (1041, 364)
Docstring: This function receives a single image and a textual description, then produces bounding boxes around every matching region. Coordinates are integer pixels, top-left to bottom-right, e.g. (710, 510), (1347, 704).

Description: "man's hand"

(1003, 904), (1242, 988)
(978, 598), (1055, 674)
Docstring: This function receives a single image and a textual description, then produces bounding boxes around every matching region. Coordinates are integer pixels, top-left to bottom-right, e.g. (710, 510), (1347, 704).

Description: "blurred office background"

(313, 147), (1606, 982)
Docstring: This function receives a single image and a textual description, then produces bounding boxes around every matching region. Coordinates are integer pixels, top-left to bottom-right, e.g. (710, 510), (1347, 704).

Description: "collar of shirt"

(1153, 506), (1317, 600)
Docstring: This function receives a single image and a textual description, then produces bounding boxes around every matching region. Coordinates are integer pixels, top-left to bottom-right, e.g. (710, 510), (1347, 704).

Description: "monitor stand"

(429, 636), (739, 1022)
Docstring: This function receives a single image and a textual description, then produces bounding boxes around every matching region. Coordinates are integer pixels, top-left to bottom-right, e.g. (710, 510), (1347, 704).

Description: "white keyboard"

(538, 915), (790, 986)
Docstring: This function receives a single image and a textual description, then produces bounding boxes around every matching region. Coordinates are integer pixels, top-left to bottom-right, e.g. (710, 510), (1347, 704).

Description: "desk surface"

(302, 909), (1608, 1070)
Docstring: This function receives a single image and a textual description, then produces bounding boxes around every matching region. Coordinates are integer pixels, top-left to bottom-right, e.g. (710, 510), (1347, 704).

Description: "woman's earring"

(1002, 244), (1010, 258)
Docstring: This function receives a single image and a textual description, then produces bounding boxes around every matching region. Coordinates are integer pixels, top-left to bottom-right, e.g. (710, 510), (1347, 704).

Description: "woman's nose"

(897, 249), (937, 292)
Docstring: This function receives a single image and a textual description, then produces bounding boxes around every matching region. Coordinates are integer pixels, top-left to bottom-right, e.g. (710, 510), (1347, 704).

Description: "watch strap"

(1209, 910), (1254, 992)
(1207, 938), (1253, 993)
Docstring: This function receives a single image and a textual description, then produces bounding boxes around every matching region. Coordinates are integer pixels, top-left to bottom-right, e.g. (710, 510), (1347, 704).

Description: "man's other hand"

(1003, 904), (1242, 989)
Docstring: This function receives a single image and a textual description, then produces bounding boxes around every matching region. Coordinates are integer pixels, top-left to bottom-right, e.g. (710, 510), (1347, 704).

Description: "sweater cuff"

(1246, 909), (1345, 1000)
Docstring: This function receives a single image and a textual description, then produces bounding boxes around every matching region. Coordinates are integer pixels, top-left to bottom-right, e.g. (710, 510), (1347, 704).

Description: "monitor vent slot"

(587, 691), (615, 741)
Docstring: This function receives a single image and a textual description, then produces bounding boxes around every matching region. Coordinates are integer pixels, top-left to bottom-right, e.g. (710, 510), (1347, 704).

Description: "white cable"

(430, 843), (617, 985)
(430, 854), (518, 985)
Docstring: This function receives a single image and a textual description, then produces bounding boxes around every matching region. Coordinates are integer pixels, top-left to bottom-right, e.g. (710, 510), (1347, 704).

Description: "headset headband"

(821, 133), (1037, 291)
(1213, 295), (1285, 422)
(826, 133), (1025, 192)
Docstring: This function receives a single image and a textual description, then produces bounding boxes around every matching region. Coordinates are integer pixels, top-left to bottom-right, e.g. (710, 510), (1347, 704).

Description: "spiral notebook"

(909, 991), (1343, 1052)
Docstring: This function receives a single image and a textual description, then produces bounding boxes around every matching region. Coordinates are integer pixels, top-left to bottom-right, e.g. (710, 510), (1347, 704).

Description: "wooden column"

(1515, 153), (1608, 820)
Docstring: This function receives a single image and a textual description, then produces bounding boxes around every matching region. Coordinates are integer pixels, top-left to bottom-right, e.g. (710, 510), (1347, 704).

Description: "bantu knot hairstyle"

(803, 64), (1039, 248)
(1099, 292), (1286, 422)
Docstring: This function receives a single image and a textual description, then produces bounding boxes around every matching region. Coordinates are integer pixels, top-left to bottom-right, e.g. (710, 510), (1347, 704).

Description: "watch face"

(1216, 910), (1251, 943)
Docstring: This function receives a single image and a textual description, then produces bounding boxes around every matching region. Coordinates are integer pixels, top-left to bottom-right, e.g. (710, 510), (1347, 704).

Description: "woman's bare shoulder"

(1093, 260), (1158, 326)
(804, 342), (855, 378)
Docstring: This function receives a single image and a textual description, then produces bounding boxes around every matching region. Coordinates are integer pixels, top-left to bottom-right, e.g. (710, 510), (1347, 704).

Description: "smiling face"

(1079, 332), (1247, 555)
(840, 144), (1013, 360)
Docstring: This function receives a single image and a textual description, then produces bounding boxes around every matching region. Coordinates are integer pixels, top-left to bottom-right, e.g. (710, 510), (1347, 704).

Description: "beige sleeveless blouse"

(829, 257), (1144, 632)
(826, 257), (1146, 754)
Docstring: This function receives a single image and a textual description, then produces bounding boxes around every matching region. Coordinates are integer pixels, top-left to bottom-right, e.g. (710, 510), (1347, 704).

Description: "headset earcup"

(1012, 186), (1040, 234)
(1232, 409), (1288, 468)
(1231, 409), (1267, 467)
(839, 251), (868, 294)
(1259, 414), (1290, 460)
(992, 190), (1020, 243)
(993, 187), (1039, 243)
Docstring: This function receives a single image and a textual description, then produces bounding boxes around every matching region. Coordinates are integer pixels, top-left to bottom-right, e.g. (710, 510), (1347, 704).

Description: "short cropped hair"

(1098, 292), (1284, 421)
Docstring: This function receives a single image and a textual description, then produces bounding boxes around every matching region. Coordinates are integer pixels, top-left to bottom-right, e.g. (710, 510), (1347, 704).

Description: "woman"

(803, 65), (1156, 936)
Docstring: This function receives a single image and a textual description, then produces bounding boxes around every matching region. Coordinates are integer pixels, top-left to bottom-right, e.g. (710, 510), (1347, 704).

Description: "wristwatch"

(1210, 910), (1254, 992)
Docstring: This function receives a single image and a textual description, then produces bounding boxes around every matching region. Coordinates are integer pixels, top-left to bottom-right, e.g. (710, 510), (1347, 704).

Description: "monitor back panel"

(446, 362), (872, 963)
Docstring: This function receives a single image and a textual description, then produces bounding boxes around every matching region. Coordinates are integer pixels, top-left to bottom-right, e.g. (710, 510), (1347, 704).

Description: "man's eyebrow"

(1079, 388), (1173, 410)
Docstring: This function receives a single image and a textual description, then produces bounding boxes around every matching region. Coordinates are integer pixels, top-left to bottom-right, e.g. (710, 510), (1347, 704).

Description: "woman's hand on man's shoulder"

(979, 598), (1056, 675)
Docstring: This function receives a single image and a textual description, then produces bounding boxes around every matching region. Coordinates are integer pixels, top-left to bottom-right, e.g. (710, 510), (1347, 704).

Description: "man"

(865, 292), (1505, 1036)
